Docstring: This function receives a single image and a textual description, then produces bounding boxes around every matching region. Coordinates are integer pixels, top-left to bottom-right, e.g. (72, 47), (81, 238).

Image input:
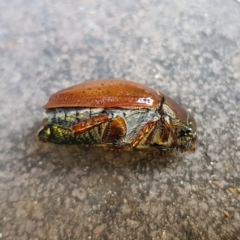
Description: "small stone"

(126, 219), (140, 229)
(224, 211), (231, 218)
(228, 187), (237, 194)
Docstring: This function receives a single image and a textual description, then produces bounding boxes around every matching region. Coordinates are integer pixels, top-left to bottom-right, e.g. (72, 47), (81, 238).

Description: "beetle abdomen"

(38, 108), (158, 147)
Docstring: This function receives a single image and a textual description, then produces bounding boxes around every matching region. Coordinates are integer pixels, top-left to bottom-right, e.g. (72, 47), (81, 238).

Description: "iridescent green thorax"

(38, 108), (108, 145)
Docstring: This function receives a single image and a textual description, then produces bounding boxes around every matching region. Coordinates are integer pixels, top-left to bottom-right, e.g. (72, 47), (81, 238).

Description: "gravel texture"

(1, 0), (240, 239)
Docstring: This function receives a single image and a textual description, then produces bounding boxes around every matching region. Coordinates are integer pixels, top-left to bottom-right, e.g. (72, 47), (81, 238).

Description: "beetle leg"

(163, 116), (178, 149)
(130, 120), (156, 148)
(144, 116), (178, 151)
(72, 115), (109, 137)
(103, 116), (127, 143)
(72, 115), (128, 148)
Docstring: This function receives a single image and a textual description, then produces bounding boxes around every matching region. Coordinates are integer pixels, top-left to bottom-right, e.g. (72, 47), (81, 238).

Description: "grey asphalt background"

(1, 0), (240, 239)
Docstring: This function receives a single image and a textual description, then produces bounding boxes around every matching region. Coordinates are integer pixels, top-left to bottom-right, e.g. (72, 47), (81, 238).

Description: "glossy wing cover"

(44, 79), (163, 109)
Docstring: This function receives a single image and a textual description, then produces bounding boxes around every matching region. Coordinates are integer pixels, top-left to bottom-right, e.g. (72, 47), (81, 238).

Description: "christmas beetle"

(37, 79), (196, 152)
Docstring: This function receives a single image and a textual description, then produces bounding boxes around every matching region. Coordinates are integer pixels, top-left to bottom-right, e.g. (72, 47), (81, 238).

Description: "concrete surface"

(1, 0), (240, 239)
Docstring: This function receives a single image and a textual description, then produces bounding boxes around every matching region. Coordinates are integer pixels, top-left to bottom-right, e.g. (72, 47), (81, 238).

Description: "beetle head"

(163, 95), (197, 151)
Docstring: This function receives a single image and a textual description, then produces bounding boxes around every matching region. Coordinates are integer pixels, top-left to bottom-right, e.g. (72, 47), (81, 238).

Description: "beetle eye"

(178, 128), (193, 138)
(185, 128), (192, 134)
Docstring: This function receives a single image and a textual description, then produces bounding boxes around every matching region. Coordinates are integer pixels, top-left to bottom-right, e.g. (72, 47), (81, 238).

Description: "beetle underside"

(37, 107), (196, 152)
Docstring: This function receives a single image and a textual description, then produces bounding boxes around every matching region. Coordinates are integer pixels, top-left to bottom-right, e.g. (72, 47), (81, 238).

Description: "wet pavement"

(1, 0), (240, 239)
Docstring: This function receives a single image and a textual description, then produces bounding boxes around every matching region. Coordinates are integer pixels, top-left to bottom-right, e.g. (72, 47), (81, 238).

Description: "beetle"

(37, 79), (197, 152)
